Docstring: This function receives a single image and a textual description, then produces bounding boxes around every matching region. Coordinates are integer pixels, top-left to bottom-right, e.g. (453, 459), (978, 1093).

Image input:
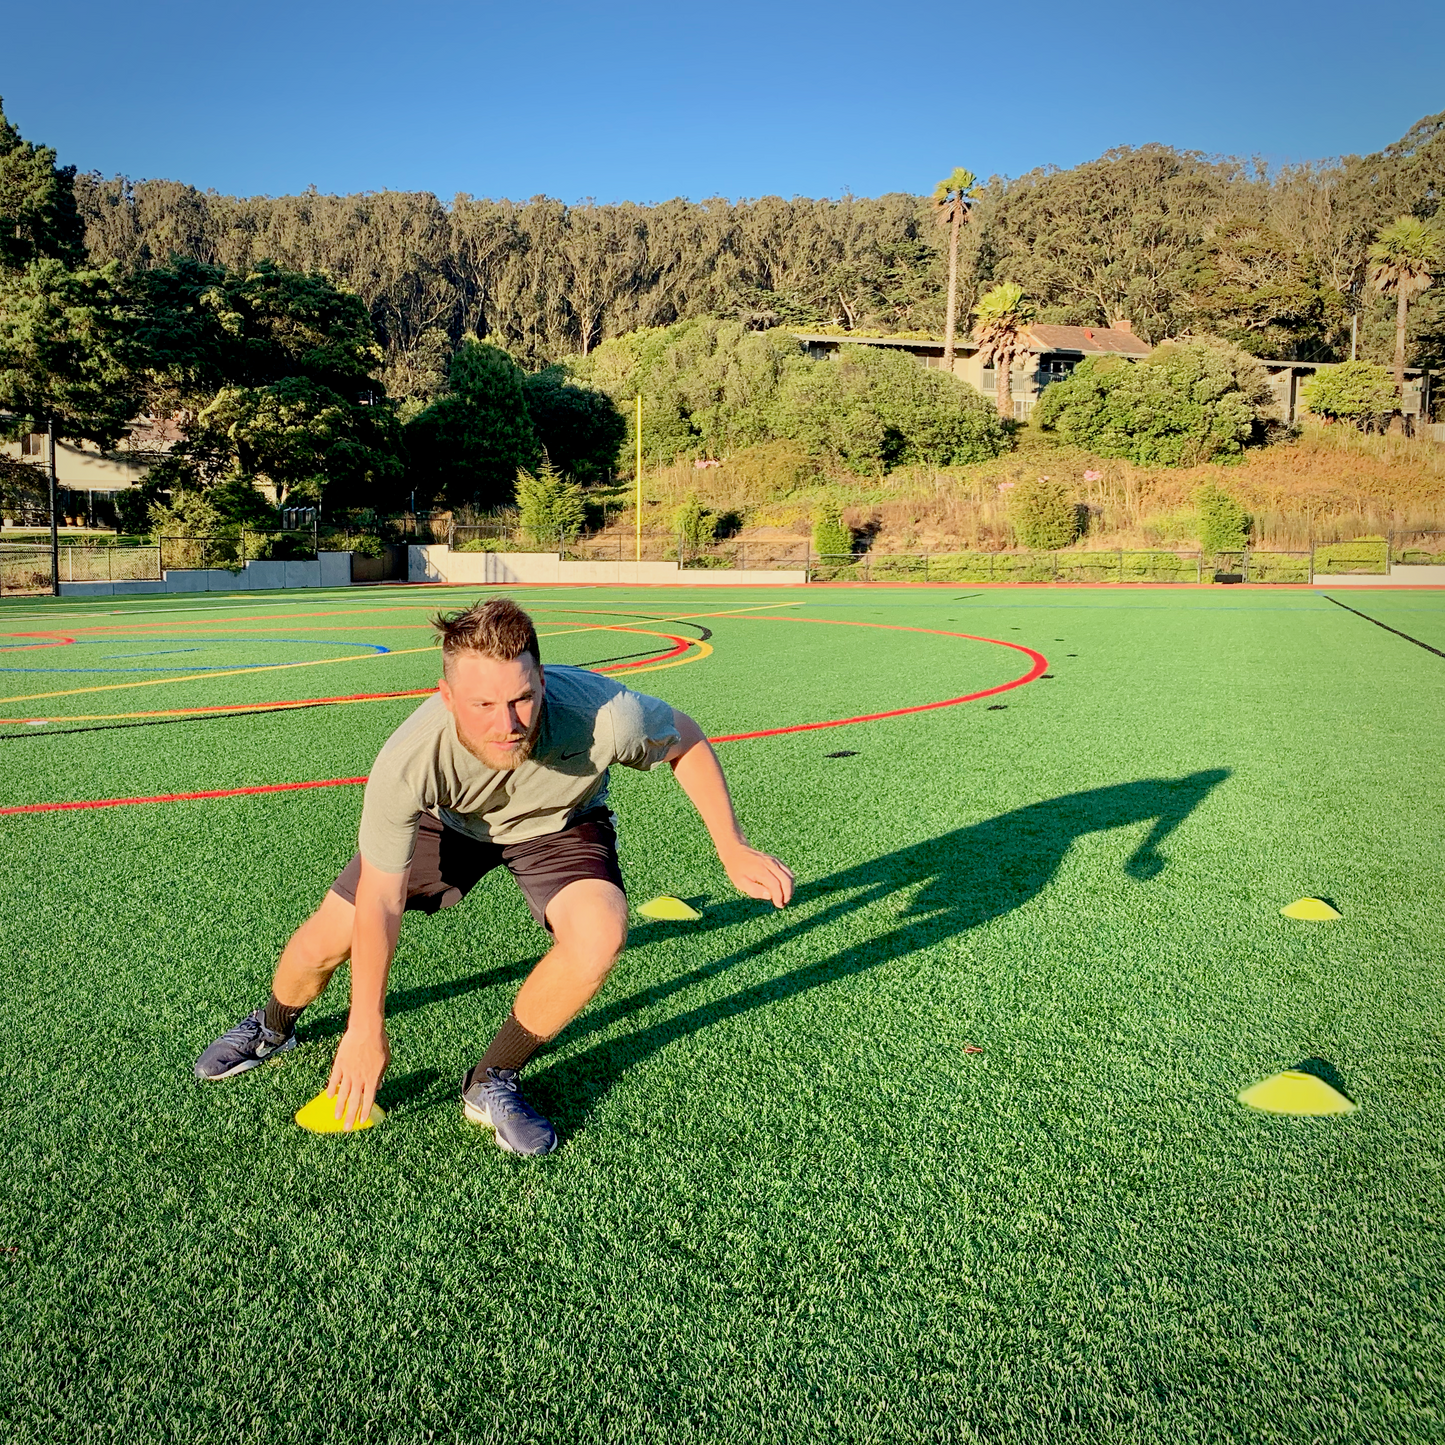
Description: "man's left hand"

(721, 844), (794, 908)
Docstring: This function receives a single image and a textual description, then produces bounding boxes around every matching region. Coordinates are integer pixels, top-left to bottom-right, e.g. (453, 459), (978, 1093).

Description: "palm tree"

(933, 168), (979, 372)
(1368, 216), (1443, 430)
(973, 282), (1037, 421)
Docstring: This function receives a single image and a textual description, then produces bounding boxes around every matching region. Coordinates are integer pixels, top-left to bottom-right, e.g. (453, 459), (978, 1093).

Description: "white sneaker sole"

(462, 1096), (552, 1154)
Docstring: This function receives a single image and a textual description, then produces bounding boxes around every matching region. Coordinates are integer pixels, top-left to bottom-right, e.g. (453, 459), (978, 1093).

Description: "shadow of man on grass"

(529, 769), (1229, 1128)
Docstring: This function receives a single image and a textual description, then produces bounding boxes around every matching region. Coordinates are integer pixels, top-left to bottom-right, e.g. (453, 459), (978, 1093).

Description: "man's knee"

(547, 881), (627, 976)
(290, 890), (355, 970)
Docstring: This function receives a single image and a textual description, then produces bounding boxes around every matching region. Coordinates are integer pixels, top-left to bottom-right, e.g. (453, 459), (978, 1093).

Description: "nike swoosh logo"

(559, 749), (589, 761)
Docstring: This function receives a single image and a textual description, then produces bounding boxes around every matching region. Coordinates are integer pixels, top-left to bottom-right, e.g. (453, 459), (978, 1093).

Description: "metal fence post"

(1117, 548), (1124, 583)
(1243, 548), (1251, 583)
(1196, 551), (1202, 585)
(1308, 545), (1315, 585)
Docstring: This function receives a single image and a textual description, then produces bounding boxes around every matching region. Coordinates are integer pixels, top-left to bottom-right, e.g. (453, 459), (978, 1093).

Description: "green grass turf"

(2, 583), (1444, 1443)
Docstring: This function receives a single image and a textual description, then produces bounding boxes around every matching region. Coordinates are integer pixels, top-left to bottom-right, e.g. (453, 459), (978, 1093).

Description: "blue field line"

(0, 638), (391, 674)
(100, 649), (201, 658)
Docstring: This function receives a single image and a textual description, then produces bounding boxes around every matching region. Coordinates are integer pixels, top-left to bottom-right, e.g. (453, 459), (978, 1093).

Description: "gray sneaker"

(462, 1068), (558, 1155)
(195, 1006), (298, 1081)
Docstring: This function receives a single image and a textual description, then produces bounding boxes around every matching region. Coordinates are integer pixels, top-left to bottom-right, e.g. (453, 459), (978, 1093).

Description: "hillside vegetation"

(591, 424), (1445, 555)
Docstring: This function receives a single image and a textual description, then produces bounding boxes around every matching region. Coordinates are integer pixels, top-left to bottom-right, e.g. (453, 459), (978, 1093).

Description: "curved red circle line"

(0, 621), (1044, 815)
(0, 631), (693, 725)
(712, 615), (1046, 741)
(0, 632), (76, 652)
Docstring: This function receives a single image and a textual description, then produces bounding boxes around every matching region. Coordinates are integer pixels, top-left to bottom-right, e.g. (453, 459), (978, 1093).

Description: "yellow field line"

(0, 645), (439, 705)
(0, 602), (788, 706)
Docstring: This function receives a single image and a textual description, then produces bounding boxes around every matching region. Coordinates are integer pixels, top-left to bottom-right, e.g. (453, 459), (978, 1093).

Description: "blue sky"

(4, 0), (1440, 202)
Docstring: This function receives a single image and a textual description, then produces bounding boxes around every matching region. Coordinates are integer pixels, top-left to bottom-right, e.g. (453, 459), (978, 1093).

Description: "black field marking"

(824, 750), (859, 758)
(1323, 596), (1445, 659)
(986, 704), (1007, 711)
(1041, 673), (1055, 678)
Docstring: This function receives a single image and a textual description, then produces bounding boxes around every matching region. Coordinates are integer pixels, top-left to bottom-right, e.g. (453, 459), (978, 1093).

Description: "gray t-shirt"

(357, 665), (681, 873)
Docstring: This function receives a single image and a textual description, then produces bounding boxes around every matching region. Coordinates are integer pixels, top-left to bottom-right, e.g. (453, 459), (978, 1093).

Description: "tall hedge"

(1195, 483), (1249, 552)
(1010, 477), (1080, 549)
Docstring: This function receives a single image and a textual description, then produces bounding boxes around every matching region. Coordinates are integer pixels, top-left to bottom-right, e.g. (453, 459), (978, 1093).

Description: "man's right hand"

(326, 1023), (391, 1131)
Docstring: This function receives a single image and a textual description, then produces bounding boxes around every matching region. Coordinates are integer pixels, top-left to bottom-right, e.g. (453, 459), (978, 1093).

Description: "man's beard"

(458, 716), (540, 771)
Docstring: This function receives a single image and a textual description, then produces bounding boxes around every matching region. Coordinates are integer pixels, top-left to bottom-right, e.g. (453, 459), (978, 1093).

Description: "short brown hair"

(432, 597), (540, 673)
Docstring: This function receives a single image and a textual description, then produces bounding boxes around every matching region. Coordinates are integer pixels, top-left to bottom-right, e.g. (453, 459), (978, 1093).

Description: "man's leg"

(270, 888), (356, 1017)
(471, 878), (628, 1076)
(462, 879), (627, 1153)
(195, 889), (355, 1080)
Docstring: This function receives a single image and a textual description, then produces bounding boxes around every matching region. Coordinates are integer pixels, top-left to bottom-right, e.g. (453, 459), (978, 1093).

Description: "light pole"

(47, 417), (60, 597)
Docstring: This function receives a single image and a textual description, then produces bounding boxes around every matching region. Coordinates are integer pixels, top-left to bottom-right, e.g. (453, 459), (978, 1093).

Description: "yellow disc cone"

(1281, 897), (1342, 921)
(1238, 1070), (1356, 1116)
(294, 1090), (386, 1134)
(637, 895), (703, 921)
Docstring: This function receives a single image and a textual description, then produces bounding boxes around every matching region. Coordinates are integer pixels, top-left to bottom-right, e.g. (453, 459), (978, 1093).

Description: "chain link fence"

(810, 550), (1208, 583)
(1, 543), (55, 595)
(1390, 529), (1445, 567)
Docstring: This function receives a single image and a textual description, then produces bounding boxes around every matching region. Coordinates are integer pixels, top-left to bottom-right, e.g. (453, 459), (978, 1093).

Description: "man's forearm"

(670, 723), (746, 854)
(348, 864), (406, 1027)
(348, 904), (400, 1027)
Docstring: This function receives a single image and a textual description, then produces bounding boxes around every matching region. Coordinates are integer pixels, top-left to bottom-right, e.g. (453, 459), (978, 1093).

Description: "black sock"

(467, 1010), (546, 1088)
(263, 993), (306, 1039)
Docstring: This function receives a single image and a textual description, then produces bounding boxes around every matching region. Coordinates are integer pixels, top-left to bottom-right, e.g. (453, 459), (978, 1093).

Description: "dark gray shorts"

(330, 808), (624, 930)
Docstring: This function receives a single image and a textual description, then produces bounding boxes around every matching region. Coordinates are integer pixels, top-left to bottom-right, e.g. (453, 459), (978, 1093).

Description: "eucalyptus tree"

(1367, 215), (1442, 422)
(973, 282), (1037, 420)
(932, 168), (979, 368)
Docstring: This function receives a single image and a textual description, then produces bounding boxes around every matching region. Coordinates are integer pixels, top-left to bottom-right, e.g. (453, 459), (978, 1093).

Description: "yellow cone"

(294, 1090), (386, 1134)
(1281, 897), (1342, 921)
(1238, 1071), (1356, 1116)
(637, 895), (703, 921)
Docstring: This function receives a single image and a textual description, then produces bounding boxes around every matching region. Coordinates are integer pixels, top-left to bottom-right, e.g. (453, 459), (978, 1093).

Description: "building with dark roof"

(793, 327), (1434, 427)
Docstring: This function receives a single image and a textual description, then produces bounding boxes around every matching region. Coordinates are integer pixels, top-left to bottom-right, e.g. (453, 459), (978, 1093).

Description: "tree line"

(73, 112), (1445, 395)
(4, 98), (1443, 537)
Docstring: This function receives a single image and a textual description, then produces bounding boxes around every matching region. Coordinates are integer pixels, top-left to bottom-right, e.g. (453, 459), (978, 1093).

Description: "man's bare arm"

(326, 857), (406, 1130)
(667, 710), (794, 908)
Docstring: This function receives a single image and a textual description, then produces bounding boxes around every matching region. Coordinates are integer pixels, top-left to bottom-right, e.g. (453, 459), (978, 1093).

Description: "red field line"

(0, 777), (368, 816)
(0, 623), (1036, 816)
(0, 633), (76, 652)
(712, 616), (1046, 740)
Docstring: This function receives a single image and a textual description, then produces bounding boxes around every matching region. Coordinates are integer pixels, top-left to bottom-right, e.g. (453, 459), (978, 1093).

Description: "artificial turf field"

(1, 582), (1443, 1445)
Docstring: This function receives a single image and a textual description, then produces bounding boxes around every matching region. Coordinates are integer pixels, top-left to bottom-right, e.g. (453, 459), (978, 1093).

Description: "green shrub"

(455, 537), (511, 553)
(1033, 338), (1275, 465)
(1010, 477), (1079, 549)
(350, 533), (387, 558)
(812, 500), (851, 556)
(515, 462), (585, 548)
(771, 346), (1010, 475)
(1195, 483), (1249, 552)
(673, 495), (718, 549)
(1299, 362), (1396, 427)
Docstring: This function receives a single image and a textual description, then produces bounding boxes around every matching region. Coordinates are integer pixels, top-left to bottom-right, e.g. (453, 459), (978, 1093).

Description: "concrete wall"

(1313, 566), (1445, 587)
(58, 552), (354, 597)
(409, 545), (807, 587)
